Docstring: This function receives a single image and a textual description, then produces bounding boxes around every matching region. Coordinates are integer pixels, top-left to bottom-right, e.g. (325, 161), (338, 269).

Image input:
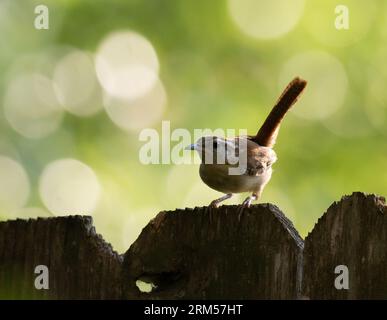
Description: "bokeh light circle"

(3, 73), (64, 138)
(95, 31), (159, 100)
(5, 46), (74, 81)
(53, 50), (103, 116)
(0, 156), (30, 213)
(279, 51), (348, 120)
(103, 79), (167, 131)
(228, 0), (305, 39)
(39, 158), (101, 216)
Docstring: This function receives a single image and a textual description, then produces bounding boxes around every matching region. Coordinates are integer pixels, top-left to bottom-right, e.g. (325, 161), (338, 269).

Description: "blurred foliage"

(0, 0), (387, 254)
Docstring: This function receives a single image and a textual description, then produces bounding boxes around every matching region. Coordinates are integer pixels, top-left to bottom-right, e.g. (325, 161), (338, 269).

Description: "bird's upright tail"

(252, 77), (307, 148)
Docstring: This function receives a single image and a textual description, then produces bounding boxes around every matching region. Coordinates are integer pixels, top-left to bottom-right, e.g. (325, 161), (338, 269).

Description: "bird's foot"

(241, 194), (257, 208)
(209, 199), (221, 208)
(209, 193), (233, 208)
(241, 197), (253, 208)
(238, 194), (257, 221)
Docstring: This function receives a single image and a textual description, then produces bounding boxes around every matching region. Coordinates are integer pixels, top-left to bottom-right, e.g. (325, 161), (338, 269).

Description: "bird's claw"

(209, 200), (220, 208)
(238, 195), (257, 221)
(241, 198), (253, 208)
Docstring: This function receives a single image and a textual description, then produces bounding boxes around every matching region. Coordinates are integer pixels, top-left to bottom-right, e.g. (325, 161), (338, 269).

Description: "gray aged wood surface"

(0, 192), (386, 299)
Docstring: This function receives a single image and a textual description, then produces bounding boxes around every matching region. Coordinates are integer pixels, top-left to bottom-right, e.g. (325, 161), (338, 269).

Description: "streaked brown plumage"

(186, 77), (307, 207)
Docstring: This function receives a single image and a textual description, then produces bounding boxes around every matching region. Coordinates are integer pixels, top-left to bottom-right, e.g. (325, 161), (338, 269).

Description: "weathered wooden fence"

(0, 192), (386, 299)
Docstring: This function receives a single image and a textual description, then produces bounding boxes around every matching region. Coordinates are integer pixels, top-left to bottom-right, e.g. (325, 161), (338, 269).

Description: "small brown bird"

(186, 77), (307, 208)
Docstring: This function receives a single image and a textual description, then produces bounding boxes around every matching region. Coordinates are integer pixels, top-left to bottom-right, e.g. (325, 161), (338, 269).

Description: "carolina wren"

(186, 77), (307, 208)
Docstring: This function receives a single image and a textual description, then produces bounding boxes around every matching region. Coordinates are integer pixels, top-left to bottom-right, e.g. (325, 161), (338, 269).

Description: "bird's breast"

(199, 164), (272, 194)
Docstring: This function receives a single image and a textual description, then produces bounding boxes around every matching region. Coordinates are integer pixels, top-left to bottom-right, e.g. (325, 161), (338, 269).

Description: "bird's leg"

(209, 193), (233, 208)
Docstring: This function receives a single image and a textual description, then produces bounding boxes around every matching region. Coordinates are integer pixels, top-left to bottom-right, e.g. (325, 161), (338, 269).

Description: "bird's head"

(185, 136), (239, 165)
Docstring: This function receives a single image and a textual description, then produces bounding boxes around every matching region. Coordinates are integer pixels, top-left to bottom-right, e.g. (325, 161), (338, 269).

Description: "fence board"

(303, 192), (387, 299)
(0, 192), (385, 299)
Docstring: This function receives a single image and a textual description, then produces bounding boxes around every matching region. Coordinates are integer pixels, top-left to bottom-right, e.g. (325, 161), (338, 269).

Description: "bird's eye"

(213, 140), (218, 149)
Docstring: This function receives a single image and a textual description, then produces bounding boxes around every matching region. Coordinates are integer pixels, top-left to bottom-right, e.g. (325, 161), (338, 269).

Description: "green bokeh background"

(0, 0), (387, 253)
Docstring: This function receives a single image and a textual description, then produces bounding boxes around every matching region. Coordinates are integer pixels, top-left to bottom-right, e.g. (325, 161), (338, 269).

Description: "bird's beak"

(185, 143), (197, 151)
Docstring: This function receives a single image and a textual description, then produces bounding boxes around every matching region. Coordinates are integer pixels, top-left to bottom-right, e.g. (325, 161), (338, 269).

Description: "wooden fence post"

(302, 192), (387, 299)
(0, 205), (303, 299)
(1, 192), (386, 299)
(123, 205), (304, 299)
(0, 216), (122, 299)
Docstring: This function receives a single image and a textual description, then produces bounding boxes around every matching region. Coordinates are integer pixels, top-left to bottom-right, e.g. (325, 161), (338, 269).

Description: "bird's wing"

(245, 145), (277, 176)
(233, 138), (277, 176)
